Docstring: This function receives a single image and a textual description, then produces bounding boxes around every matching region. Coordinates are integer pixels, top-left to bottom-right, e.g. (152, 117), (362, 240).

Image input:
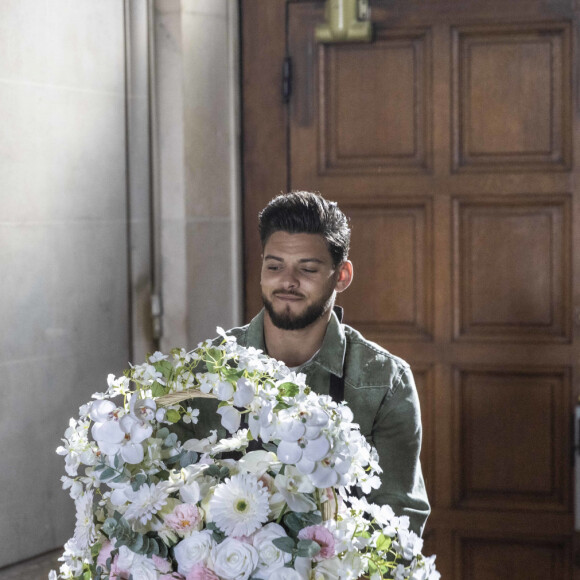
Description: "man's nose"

(280, 268), (299, 289)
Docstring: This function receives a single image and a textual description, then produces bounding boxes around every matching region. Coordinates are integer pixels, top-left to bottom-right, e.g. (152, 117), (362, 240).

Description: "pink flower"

(186, 564), (220, 580)
(165, 504), (203, 535)
(153, 555), (173, 573)
(160, 575), (185, 580)
(97, 541), (115, 569)
(297, 525), (335, 561)
(96, 542), (127, 578)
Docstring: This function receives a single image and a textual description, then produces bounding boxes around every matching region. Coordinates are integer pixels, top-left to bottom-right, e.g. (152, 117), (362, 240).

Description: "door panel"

(241, 1), (579, 576)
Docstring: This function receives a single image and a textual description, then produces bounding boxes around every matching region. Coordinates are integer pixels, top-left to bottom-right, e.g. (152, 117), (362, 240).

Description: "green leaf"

(113, 454), (123, 469)
(375, 533), (391, 551)
(100, 467), (117, 481)
(262, 442), (278, 453)
(284, 512), (322, 537)
(273, 401), (291, 412)
(179, 450), (198, 468)
(130, 534), (144, 553)
(151, 381), (168, 397)
(131, 474), (147, 490)
(278, 382), (300, 397)
(92, 463), (106, 472)
(296, 539), (321, 558)
(164, 433), (178, 448)
(156, 427), (170, 439)
(272, 536), (296, 554)
(150, 537), (160, 556)
(154, 360), (174, 379)
(165, 409), (181, 423)
(111, 472), (129, 484)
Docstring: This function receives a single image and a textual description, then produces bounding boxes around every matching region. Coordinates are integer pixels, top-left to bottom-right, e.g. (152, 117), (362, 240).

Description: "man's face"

(260, 231), (340, 331)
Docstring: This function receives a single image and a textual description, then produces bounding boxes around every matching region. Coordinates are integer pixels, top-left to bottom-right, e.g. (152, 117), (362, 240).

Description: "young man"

(187, 192), (430, 535)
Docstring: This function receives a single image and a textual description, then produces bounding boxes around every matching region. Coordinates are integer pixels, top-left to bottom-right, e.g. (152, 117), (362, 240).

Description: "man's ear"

(335, 260), (353, 293)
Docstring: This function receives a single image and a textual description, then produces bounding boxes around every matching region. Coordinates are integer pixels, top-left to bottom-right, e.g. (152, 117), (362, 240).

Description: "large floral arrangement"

(52, 329), (439, 580)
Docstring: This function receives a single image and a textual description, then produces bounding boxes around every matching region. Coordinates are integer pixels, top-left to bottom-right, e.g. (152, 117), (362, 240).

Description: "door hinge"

(282, 56), (292, 103)
(151, 293), (163, 341)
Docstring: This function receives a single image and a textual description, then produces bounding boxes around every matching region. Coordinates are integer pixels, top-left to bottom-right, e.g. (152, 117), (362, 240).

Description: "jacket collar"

(246, 308), (346, 377)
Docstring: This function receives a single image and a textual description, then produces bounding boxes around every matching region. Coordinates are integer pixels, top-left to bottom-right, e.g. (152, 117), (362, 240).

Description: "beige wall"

(0, 0), (242, 567)
(0, 0), (134, 566)
(155, 0), (242, 350)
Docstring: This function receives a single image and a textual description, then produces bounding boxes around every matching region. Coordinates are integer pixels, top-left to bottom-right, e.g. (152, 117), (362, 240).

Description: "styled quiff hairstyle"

(258, 191), (351, 266)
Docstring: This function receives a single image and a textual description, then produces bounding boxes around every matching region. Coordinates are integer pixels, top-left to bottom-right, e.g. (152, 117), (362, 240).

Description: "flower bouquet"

(52, 328), (439, 580)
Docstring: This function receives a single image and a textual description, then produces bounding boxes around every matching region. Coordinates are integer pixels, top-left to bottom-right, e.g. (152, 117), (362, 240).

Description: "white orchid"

(90, 398), (153, 464)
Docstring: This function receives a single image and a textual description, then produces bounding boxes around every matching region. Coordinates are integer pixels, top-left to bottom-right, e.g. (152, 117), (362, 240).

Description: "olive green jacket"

(176, 309), (430, 535)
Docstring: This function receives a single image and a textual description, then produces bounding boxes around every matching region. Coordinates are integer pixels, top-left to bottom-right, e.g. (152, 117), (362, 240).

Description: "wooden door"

(241, 1), (579, 577)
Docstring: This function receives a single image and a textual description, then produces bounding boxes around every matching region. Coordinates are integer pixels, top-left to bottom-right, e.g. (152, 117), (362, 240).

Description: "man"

(188, 191), (430, 535)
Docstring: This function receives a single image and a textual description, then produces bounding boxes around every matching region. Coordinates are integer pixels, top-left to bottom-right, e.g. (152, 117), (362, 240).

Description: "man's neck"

(263, 309), (332, 368)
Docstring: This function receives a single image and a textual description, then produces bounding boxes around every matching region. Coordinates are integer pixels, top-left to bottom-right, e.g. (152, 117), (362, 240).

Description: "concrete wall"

(0, 0), (241, 566)
(0, 0), (153, 566)
(155, 0), (242, 351)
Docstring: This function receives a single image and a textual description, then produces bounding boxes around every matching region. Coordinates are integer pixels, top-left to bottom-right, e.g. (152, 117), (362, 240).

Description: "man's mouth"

(273, 291), (304, 301)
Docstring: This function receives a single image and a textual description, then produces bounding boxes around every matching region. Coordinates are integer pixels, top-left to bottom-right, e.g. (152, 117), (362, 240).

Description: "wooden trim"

(240, 0), (289, 321)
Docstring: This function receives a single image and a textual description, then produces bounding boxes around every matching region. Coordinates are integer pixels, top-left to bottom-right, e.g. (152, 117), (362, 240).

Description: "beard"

(262, 289), (335, 331)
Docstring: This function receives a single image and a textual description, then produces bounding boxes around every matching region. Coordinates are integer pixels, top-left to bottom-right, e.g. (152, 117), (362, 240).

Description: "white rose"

(212, 537), (259, 580)
(252, 523), (292, 574)
(174, 529), (216, 575)
(116, 546), (158, 580)
(312, 556), (342, 580)
(275, 568), (305, 580)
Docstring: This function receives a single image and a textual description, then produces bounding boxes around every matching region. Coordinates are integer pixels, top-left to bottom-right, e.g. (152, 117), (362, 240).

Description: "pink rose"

(186, 564), (220, 580)
(297, 525), (335, 561)
(165, 503), (203, 535)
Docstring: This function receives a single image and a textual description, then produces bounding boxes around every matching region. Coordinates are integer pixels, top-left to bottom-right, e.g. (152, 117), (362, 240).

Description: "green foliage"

(151, 381), (168, 397)
(272, 536), (296, 554)
(296, 539), (321, 558)
(165, 409), (181, 423)
(154, 359), (174, 380)
(283, 511), (322, 538)
(278, 382), (300, 398)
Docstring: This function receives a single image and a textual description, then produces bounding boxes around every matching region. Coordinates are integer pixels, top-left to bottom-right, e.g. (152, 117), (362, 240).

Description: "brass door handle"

(315, 0), (373, 44)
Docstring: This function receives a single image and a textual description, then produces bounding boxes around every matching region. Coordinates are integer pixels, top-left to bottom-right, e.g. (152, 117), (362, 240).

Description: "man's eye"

(266, 265), (279, 271)
(302, 269), (317, 274)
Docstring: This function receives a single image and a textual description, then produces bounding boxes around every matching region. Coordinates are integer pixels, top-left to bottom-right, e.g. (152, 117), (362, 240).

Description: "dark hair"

(258, 191), (350, 266)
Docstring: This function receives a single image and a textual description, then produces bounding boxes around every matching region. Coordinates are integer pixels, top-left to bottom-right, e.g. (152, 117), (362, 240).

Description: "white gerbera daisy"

(124, 482), (170, 525)
(73, 491), (96, 549)
(209, 473), (270, 536)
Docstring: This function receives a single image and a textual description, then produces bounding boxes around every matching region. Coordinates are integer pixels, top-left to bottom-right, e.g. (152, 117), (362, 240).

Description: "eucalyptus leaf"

(179, 450), (198, 468)
(92, 463), (106, 472)
(164, 433), (178, 448)
(111, 472), (129, 484)
(296, 539), (321, 558)
(272, 536), (296, 554)
(99, 467), (117, 481)
(130, 534), (144, 553)
(156, 427), (170, 439)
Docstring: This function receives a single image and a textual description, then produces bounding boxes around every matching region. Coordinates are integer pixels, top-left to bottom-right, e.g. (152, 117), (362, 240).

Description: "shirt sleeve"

(366, 366), (431, 536)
